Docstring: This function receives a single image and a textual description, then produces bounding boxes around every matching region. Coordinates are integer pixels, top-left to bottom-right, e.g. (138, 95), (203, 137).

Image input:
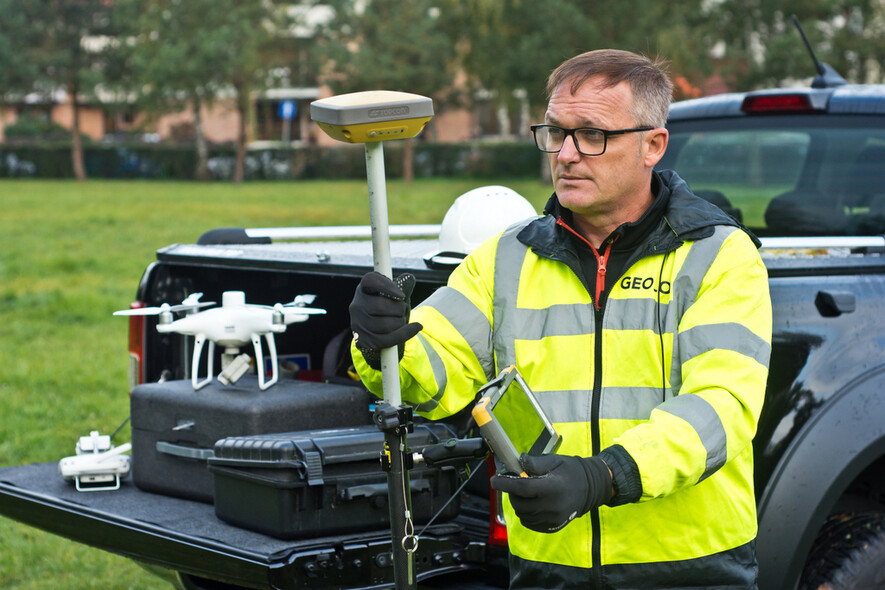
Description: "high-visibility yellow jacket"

(353, 170), (772, 589)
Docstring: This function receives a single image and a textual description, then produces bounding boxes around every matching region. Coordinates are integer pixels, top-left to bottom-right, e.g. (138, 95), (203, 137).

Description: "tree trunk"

(69, 84), (86, 181)
(193, 95), (210, 181)
(403, 137), (415, 185)
(232, 82), (248, 183)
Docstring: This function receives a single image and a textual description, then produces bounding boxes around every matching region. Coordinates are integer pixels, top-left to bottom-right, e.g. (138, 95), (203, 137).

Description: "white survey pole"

(364, 140), (402, 406)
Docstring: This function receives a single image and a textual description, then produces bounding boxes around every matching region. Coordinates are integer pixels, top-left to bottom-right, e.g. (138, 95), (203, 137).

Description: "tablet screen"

(493, 375), (550, 456)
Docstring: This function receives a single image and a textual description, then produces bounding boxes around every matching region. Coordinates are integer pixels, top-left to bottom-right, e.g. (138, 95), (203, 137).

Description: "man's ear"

(643, 128), (669, 168)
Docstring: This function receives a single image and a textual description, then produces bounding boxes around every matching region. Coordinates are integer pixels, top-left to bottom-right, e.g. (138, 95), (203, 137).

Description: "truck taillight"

(740, 93), (818, 113)
(487, 455), (509, 546)
(127, 301), (146, 390)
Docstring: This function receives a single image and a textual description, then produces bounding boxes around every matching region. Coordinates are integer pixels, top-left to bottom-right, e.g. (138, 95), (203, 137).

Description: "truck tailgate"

(0, 463), (481, 589)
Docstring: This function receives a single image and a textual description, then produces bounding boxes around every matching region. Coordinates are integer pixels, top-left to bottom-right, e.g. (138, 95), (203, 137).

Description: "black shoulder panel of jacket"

(658, 170), (762, 248)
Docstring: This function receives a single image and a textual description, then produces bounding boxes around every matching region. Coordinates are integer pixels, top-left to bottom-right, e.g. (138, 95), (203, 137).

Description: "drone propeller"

(273, 304), (327, 315)
(254, 294), (327, 316)
(112, 293), (216, 316)
(286, 294), (317, 306)
(180, 292), (211, 307)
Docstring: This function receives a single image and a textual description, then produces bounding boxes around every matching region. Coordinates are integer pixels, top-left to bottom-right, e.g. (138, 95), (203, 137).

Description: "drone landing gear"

(250, 332), (279, 390)
(191, 335), (215, 390)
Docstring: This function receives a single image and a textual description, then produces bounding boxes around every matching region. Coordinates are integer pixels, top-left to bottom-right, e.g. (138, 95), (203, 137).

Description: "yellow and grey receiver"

(310, 90), (433, 144)
(472, 365), (561, 477)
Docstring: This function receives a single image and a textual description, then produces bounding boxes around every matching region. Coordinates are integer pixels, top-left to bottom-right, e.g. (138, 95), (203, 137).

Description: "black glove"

(490, 454), (613, 533)
(350, 272), (422, 369)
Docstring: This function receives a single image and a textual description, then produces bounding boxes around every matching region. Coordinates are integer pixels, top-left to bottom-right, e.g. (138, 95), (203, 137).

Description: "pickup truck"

(4, 66), (885, 590)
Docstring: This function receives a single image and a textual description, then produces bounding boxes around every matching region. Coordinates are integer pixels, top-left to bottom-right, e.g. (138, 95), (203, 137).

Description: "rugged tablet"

(471, 365), (562, 476)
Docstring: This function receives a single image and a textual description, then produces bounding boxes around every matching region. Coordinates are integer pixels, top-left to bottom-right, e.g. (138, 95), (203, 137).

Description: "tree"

(314, 0), (457, 183)
(0, 0), (42, 104)
(437, 0), (597, 127)
(0, 0), (122, 180)
(123, 0), (294, 182)
(124, 0), (232, 180)
(55, 0), (125, 181)
(709, 0), (885, 89)
(436, 0), (715, 130)
(574, 0), (715, 99)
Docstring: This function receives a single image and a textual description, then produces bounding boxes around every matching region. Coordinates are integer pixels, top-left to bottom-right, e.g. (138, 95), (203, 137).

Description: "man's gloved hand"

(490, 454), (613, 533)
(350, 272), (422, 369)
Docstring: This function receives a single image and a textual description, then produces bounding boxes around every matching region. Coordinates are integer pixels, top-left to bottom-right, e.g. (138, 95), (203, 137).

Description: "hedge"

(0, 140), (544, 180)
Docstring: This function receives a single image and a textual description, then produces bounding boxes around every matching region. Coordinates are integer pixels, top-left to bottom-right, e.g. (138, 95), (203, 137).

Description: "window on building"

(255, 99), (304, 142)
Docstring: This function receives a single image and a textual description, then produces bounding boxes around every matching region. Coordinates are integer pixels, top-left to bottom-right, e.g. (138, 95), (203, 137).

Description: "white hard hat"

(426, 186), (537, 267)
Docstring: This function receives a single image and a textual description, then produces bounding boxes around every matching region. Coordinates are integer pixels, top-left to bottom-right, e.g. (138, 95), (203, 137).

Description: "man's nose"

(557, 133), (582, 163)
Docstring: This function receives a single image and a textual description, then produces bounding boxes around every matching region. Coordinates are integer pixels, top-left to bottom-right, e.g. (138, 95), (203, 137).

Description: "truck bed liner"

(0, 463), (473, 589)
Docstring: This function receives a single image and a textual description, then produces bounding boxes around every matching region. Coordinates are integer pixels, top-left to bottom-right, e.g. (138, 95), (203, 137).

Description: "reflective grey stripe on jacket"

(489, 224), (763, 436)
(412, 280), (495, 413)
(651, 226), (770, 479)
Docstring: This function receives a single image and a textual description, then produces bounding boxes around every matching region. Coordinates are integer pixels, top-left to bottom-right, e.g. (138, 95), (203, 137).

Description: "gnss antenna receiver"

(311, 90), (434, 590)
(311, 90), (433, 409)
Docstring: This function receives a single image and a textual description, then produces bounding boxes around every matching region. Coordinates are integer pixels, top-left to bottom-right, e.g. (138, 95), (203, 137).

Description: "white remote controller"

(59, 432), (132, 492)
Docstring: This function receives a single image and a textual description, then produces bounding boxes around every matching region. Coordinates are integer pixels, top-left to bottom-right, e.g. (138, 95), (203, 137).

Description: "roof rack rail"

(760, 236), (885, 250)
(244, 225), (441, 241)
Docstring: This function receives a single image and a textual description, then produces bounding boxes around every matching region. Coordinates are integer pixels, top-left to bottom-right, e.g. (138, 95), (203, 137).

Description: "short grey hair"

(546, 49), (673, 129)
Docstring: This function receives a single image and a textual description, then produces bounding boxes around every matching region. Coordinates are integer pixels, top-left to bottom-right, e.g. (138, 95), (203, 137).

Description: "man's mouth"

(558, 172), (588, 183)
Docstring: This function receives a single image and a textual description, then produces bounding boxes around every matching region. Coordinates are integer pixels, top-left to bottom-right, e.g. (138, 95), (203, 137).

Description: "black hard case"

(130, 376), (374, 502)
(207, 424), (460, 539)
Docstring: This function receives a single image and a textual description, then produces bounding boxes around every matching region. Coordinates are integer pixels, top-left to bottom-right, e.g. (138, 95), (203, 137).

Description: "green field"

(0, 177), (549, 589)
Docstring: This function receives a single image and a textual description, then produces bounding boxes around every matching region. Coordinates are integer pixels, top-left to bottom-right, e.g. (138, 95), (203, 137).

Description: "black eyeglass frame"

(530, 124), (655, 156)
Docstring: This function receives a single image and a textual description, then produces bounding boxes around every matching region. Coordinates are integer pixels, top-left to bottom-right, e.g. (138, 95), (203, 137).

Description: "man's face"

(545, 76), (661, 221)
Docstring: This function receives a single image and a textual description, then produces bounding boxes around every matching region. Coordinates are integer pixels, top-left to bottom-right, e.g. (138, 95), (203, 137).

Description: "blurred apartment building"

(0, 84), (523, 147)
(0, 1), (536, 148)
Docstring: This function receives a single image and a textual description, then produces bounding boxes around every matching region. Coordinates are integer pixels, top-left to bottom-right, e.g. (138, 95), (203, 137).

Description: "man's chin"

(555, 183), (594, 205)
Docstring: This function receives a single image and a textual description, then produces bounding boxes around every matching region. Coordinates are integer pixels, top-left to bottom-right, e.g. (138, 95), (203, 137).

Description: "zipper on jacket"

(591, 303), (604, 589)
(555, 218), (614, 310)
(555, 215), (610, 586)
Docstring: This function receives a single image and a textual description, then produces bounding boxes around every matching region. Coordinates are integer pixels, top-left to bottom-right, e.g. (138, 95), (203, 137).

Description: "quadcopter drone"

(114, 291), (326, 390)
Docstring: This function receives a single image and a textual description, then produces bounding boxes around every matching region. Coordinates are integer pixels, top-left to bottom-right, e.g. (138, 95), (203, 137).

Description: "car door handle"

(815, 291), (856, 317)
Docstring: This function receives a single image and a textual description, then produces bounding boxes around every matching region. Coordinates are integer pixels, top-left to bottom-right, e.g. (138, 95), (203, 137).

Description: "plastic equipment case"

(130, 376), (374, 503)
(207, 423), (460, 539)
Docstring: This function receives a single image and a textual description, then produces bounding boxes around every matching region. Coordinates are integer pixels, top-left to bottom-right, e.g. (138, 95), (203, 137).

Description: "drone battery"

(130, 376), (373, 503)
(207, 423), (460, 539)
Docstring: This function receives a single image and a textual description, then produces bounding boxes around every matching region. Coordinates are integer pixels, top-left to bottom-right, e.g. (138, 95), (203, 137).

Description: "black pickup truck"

(4, 66), (885, 590)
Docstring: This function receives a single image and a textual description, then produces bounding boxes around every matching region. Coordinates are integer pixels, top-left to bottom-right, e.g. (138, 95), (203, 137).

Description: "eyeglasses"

(530, 124), (655, 156)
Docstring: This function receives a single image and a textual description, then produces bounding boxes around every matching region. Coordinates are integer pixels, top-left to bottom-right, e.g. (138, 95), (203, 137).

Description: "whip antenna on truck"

(791, 14), (847, 88)
(311, 90), (434, 590)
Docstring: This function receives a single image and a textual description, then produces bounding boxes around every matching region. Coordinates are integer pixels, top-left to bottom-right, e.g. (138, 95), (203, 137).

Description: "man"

(350, 49), (771, 589)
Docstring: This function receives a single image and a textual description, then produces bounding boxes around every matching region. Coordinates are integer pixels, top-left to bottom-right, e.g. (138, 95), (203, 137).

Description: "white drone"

(114, 291), (326, 390)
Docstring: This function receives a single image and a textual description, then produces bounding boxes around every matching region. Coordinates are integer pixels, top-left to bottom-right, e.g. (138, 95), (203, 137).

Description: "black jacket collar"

(520, 169), (759, 262)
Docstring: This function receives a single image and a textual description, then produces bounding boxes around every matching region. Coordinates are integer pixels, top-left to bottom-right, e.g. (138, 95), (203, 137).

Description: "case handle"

(341, 478), (429, 501)
(156, 441), (215, 460)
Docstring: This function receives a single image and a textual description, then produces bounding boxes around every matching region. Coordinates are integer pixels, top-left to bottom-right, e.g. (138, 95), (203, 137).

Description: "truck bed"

(0, 463), (486, 589)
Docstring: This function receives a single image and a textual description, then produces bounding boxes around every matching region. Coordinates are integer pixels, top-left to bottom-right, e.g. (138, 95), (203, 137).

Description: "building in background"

(0, 82), (524, 147)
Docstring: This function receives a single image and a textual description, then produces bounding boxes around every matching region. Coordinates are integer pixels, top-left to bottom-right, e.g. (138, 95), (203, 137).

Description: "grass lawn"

(0, 177), (549, 588)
